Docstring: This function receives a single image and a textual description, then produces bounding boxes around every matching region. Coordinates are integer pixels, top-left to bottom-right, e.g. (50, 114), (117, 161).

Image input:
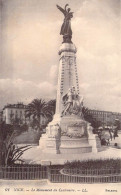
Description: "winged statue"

(56, 4), (73, 43)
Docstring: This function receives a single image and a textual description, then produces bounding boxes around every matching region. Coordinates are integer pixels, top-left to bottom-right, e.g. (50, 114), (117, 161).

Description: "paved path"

(21, 144), (121, 165)
(19, 133), (121, 165)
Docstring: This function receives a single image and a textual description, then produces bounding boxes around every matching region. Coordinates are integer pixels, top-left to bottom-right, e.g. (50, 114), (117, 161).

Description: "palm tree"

(46, 99), (56, 122)
(26, 98), (54, 131)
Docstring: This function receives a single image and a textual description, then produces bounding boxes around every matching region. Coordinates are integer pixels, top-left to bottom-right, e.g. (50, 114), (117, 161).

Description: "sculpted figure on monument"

(56, 4), (73, 43)
(62, 87), (83, 116)
(62, 88), (73, 116)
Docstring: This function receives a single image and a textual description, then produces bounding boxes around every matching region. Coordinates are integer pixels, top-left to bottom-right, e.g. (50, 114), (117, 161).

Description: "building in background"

(1, 102), (121, 129)
(87, 109), (121, 128)
(2, 102), (47, 127)
(2, 103), (27, 125)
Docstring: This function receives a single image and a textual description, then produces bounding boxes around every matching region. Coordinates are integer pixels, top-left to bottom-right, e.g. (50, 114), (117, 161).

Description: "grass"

(13, 130), (41, 144)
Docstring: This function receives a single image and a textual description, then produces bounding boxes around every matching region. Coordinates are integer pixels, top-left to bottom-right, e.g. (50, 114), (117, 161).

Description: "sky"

(0, 0), (121, 112)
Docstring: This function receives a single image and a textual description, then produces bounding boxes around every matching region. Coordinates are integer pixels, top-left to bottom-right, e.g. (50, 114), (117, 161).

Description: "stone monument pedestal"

(39, 114), (101, 154)
(59, 115), (92, 153)
(42, 137), (60, 154)
(39, 123), (61, 154)
(60, 136), (92, 154)
(39, 136), (60, 154)
(38, 27), (101, 155)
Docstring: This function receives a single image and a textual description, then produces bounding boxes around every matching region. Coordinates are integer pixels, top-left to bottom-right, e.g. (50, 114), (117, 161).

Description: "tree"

(113, 119), (120, 138)
(82, 106), (89, 118)
(25, 98), (54, 131)
(46, 99), (56, 122)
(114, 119), (120, 130)
(82, 106), (102, 130)
(0, 122), (14, 141)
(0, 122), (14, 166)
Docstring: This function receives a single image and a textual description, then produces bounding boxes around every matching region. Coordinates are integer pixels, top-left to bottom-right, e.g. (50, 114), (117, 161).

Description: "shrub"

(64, 159), (121, 170)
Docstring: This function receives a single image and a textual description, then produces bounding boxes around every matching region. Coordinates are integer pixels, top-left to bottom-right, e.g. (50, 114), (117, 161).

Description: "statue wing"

(56, 4), (66, 15)
(65, 4), (69, 11)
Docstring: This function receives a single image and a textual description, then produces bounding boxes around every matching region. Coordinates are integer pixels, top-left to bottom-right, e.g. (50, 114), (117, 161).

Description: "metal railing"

(0, 165), (47, 180)
(48, 168), (121, 183)
(0, 166), (121, 183)
(62, 168), (121, 175)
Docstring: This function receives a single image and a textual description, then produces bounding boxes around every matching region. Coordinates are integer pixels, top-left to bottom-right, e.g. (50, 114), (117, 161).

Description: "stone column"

(54, 43), (79, 121)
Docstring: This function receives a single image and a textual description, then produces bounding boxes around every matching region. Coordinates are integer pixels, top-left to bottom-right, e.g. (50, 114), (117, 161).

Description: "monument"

(39, 4), (101, 154)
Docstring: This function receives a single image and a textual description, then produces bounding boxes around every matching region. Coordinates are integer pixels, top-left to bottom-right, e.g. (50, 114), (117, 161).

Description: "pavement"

(1, 134), (121, 195)
(21, 143), (121, 165)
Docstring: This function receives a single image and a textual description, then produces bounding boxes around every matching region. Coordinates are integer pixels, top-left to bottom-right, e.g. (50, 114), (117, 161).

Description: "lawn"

(13, 130), (41, 144)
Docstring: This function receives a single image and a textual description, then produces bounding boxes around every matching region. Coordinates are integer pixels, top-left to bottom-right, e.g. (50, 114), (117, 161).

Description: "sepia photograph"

(0, 0), (121, 194)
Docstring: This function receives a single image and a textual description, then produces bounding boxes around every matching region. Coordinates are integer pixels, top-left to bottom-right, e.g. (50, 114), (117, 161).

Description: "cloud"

(0, 0), (121, 112)
(73, 0), (121, 112)
(49, 65), (58, 84)
(0, 78), (56, 108)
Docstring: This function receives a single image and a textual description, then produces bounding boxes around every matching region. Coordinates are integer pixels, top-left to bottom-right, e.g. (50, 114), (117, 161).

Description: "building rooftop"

(88, 109), (121, 115)
(3, 103), (27, 110)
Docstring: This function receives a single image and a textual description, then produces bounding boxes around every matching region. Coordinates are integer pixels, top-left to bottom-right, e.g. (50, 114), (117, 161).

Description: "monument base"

(39, 135), (60, 154)
(60, 115), (88, 137)
(59, 115), (93, 153)
(39, 114), (101, 154)
(60, 136), (92, 154)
